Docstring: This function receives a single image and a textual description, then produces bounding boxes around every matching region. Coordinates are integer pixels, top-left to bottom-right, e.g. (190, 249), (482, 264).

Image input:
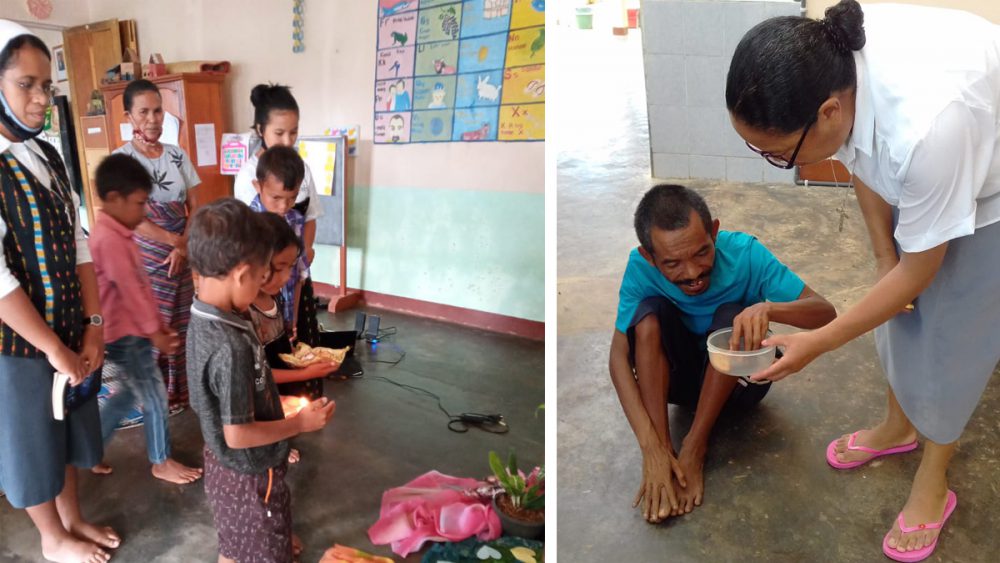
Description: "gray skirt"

(0, 356), (103, 508)
(876, 218), (1000, 444)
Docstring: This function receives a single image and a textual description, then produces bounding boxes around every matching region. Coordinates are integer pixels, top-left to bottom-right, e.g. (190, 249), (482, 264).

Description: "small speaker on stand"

(353, 311), (366, 339)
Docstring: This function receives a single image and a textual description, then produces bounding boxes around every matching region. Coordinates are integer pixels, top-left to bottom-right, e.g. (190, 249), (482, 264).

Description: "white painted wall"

(81, 0), (544, 194)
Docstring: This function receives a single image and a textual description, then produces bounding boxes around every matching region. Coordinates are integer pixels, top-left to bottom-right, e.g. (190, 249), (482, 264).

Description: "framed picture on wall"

(53, 45), (67, 82)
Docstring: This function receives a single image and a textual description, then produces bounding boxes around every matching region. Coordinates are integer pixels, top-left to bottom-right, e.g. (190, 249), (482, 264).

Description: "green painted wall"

(311, 185), (544, 322)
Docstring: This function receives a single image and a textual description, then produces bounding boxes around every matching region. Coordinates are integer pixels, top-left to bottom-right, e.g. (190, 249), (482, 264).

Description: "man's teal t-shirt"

(615, 231), (806, 335)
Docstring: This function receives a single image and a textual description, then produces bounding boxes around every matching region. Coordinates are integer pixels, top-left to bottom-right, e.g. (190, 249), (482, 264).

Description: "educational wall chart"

(374, 0), (545, 144)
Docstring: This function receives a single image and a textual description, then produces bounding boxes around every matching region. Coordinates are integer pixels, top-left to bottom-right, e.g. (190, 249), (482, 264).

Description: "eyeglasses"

(1, 77), (58, 102)
(745, 118), (815, 169)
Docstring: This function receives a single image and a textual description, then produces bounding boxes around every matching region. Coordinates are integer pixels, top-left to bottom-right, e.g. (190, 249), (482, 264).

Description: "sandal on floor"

(825, 431), (918, 470)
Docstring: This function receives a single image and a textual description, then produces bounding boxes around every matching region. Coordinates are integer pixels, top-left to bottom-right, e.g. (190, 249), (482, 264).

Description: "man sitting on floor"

(609, 185), (837, 523)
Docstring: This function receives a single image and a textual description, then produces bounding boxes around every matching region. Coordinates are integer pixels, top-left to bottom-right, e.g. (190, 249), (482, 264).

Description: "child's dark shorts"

(203, 446), (293, 563)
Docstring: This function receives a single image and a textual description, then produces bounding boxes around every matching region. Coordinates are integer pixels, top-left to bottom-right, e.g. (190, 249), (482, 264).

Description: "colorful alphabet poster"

(374, 0), (545, 144)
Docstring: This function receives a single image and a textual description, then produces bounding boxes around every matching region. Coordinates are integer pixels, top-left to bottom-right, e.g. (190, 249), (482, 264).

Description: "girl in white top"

(233, 83), (323, 266)
(727, 1), (1000, 561)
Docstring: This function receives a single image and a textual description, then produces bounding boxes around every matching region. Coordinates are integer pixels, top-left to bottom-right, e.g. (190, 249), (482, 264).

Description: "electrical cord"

(367, 375), (508, 434)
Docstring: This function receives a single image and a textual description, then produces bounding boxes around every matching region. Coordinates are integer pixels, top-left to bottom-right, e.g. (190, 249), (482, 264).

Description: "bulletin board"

(297, 135), (347, 246)
(374, 0), (545, 144)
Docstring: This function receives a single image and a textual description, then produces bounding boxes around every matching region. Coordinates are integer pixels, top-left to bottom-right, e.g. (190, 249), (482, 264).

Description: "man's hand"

(633, 443), (686, 523)
(151, 327), (180, 355)
(77, 325), (105, 378)
(730, 303), (771, 351)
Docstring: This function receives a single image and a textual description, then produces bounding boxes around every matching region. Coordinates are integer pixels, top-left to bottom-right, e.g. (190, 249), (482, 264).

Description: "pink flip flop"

(825, 431), (918, 470)
(882, 490), (957, 562)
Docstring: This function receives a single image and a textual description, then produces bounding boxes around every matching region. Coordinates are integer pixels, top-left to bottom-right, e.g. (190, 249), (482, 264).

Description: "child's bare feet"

(288, 448), (300, 465)
(41, 533), (110, 563)
(292, 533), (303, 556)
(66, 520), (121, 550)
(151, 459), (203, 484)
(90, 463), (113, 476)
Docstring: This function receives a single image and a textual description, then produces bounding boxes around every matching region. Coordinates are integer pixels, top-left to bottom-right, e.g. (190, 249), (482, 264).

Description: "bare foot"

(151, 459), (203, 484)
(41, 533), (110, 563)
(675, 443), (706, 515)
(832, 424), (917, 465)
(90, 463), (113, 476)
(288, 448), (301, 465)
(292, 533), (303, 556)
(66, 521), (120, 550)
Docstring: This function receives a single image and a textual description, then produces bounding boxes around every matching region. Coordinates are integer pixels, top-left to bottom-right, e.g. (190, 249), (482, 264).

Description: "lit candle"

(298, 397), (308, 412)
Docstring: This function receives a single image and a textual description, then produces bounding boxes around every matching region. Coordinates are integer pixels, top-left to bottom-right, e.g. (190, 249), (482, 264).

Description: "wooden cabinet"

(78, 115), (111, 209)
(97, 73), (230, 215)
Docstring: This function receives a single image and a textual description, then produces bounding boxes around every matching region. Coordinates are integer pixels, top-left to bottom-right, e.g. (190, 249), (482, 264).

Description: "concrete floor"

(556, 27), (1000, 563)
(0, 308), (544, 562)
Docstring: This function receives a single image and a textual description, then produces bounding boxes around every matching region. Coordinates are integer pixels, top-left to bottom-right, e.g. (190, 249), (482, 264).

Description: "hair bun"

(250, 84), (271, 109)
(823, 0), (865, 53)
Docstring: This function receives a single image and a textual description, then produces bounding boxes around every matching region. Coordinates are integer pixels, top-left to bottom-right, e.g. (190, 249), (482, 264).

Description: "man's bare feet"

(41, 533), (110, 563)
(90, 463), (113, 476)
(288, 448), (300, 465)
(884, 479), (950, 554)
(66, 520), (120, 550)
(831, 424), (917, 465)
(151, 458), (203, 484)
(634, 444), (685, 524)
(675, 442), (706, 515)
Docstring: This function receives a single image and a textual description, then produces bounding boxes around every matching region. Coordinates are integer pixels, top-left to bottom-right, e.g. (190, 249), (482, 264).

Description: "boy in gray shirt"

(186, 199), (335, 563)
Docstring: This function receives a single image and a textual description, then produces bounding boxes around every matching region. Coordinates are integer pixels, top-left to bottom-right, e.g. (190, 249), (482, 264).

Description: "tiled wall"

(641, 0), (801, 183)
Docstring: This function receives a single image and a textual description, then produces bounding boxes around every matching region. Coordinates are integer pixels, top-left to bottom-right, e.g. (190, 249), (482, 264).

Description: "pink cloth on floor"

(367, 470), (501, 557)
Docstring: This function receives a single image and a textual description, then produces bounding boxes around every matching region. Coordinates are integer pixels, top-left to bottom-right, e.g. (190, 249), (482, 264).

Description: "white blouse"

(836, 4), (1000, 253)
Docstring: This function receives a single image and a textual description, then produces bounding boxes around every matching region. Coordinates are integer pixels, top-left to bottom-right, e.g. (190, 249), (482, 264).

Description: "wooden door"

(63, 19), (122, 224)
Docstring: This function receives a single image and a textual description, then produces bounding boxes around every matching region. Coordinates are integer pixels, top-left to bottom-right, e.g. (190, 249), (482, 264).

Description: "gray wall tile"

(723, 1), (765, 60)
(652, 153), (689, 179)
(648, 105), (687, 153)
(763, 164), (796, 184)
(683, 1), (725, 56)
(726, 156), (764, 183)
(685, 55), (726, 107)
(764, 0), (802, 20)
(689, 154), (726, 179)
(685, 106), (730, 157)
(644, 54), (685, 106)
(641, 1), (685, 55)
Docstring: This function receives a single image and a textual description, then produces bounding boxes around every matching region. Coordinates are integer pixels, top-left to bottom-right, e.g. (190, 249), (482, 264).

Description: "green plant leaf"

(507, 450), (518, 475)
(524, 493), (545, 511)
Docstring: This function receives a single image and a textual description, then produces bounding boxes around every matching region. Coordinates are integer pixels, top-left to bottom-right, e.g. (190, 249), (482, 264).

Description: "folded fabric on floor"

(319, 543), (394, 562)
(368, 470), (502, 557)
(421, 536), (544, 563)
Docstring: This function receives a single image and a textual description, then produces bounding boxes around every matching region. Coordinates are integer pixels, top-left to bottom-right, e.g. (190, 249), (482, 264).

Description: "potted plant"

(489, 450), (544, 540)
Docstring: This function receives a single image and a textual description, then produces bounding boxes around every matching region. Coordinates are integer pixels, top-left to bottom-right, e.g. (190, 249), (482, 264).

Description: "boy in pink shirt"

(88, 153), (202, 484)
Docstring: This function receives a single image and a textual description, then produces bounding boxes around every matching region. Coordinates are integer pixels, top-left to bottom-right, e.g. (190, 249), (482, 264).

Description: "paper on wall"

(119, 123), (133, 143)
(220, 132), (250, 175)
(297, 139), (336, 196)
(161, 112), (180, 146)
(194, 123), (217, 167)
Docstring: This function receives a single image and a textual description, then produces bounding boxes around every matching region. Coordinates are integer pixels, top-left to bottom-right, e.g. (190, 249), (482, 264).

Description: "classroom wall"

(0, 0), (90, 98)
(641, 0), (800, 183)
(807, 0), (1000, 22)
(6, 0), (544, 323)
